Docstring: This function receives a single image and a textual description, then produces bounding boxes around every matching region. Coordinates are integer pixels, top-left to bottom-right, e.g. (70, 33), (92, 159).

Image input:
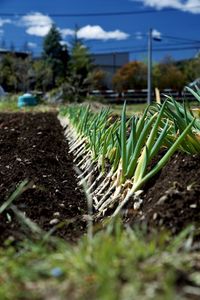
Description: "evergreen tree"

(43, 24), (69, 86)
(33, 59), (53, 92)
(69, 38), (93, 85)
(64, 36), (94, 101)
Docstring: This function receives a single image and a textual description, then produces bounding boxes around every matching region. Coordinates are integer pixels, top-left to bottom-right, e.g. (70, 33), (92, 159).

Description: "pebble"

(53, 212), (60, 217)
(157, 195), (168, 205)
(190, 204), (197, 208)
(133, 199), (143, 210)
(49, 218), (59, 225)
(82, 214), (92, 221)
(153, 213), (157, 220)
(187, 184), (193, 191)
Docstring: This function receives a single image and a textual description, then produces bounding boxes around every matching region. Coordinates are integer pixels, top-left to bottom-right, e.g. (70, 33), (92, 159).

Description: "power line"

(14, 44), (200, 58)
(90, 42), (200, 51)
(0, 6), (200, 17)
(3, 41), (200, 56)
(91, 41), (200, 53)
(4, 31), (200, 48)
(161, 34), (200, 43)
(85, 33), (200, 45)
(93, 45), (200, 54)
(151, 45), (200, 53)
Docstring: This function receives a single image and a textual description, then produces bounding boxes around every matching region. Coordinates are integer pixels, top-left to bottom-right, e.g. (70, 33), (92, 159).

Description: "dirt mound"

(127, 152), (200, 233)
(0, 113), (87, 245)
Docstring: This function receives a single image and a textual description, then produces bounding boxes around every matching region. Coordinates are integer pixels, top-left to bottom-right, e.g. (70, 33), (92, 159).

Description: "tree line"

(112, 56), (200, 93)
(0, 25), (94, 97)
(0, 24), (199, 100)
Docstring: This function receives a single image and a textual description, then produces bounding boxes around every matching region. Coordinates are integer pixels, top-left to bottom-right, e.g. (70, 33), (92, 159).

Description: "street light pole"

(147, 28), (152, 105)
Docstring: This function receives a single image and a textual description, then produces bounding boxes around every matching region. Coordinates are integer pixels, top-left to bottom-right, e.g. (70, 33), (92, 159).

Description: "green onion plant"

(59, 87), (200, 217)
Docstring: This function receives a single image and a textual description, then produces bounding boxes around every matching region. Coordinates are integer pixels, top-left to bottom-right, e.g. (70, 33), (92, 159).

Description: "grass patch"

(109, 103), (147, 116)
(0, 99), (18, 112)
(0, 222), (199, 300)
(0, 97), (59, 113)
(109, 101), (199, 117)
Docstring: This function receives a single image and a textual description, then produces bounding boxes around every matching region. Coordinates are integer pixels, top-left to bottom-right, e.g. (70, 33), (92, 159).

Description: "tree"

(13, 56), (34, 91)
(66, 38), (94, 101)
(183, 55), (200, 84)
(153, 56), (186, 91)
(0, 53), (37, 92)
(88, 68), (107, 90)
(33, 59), (53, 92)
(112, 61), (147, 92)
(43, 25), (69, 86)
(0, 54), (17, 92)
(69, 39), (93, 84)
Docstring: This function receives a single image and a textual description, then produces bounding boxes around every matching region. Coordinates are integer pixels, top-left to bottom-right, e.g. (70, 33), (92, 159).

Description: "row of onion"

(59, 87), (200, 217)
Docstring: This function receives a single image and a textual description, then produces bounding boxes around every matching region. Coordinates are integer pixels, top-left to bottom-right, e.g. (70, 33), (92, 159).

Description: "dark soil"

(0, 112), (87, 245)
(1, 112), (200, 244)
(126, 151), (200, 234)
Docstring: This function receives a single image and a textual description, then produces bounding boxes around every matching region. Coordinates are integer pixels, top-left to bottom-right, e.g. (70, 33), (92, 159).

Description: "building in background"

(92, 52), (129, 89)
(0, 48), (30, 61)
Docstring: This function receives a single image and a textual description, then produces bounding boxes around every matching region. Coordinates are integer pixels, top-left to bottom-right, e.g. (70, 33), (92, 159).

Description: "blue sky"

(0, 0), (200, 62)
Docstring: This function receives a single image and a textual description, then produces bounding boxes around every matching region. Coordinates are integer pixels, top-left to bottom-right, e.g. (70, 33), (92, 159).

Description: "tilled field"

(0, 112), (87, 244)
(0, 111), (200, 300)
(1, 112), (200, 246)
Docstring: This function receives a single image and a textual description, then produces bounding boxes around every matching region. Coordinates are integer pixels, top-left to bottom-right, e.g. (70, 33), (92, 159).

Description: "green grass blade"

(126, 113), (157, 179)
(186, 86), (200, 103)
(149, 120), (170, 160)
(121, 102), (127, 182)
(0, 180), (29, 214)
(132, 119), (195, 192)
(134, 146), (149, 183)
(135, 105), (149, 140)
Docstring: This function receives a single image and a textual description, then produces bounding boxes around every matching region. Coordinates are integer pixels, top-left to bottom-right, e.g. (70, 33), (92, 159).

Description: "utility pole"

(113, 52), (116, 74)
(147, 28), (152, 105)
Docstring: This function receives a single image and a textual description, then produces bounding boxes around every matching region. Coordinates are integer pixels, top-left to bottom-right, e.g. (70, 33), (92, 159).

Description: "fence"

(89, 89), (197, 104)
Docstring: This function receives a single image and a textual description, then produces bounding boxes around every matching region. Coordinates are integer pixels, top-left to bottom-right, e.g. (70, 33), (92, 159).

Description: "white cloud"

(59, 25), (129, 41)
(135, 0), (200, 13)
(0, 18), (11, 27)
(27, 42), (37, 48)
(60, 28), (74, 38)
(20, 13), (129, 40)
(20, 12), (53, 37)
(26, 26), (51, 37)
(60, 40), (72, 48)
(152, 29), (162, 39)
(20, 13), (129, 41)
(21, 12), (52, 27)
(0, 29), (4, 36)
(77, 25), (129, 40)
(135, 31), (143, 39)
